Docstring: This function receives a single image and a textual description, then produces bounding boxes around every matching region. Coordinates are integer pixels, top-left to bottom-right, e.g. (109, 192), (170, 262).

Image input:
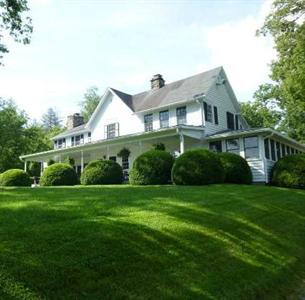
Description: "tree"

(41, 107), (62, 130)
(240, 84), (283, 129)
(0, 99), (53, 172)
(79, 86), (102, 122)
(0, 0), (32, 64)
(257, 0), (305, 142)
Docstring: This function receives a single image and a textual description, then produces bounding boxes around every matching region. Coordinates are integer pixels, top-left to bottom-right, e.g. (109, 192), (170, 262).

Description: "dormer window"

(55, 138), (66, 149)
(159, 110), (169, 128)
(176, 106), (186, 125)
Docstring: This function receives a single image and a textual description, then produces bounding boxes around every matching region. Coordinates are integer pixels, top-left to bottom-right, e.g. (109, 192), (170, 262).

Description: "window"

(235, 115), (239, 130)
(227, 112), (235, 130)
(244, 136), (259, 158)
(209, 141), (222, 153)
(264, 138), (270, 159)
(109, 156), (116, 162)
(176, 106), (186, 125)
(214, 106), (219, 125)
(56, 138), (66, 149)
(105, 123), (119, 139)
(226, 138), (240, 155)
(144, 114), (153, 132)
(281, 144), (286, 157)
(276, 142), (281, 159)
(75, 134), (84, 145)
(88, 132), (91, 143)
(159, 110), (169, 128)
(122, 156), (129, 170)
(203, 102), (212, 122)
(270, 140), (276, 161)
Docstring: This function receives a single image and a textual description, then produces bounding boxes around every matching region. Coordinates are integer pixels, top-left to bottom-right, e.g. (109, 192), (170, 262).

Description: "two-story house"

(20, 66), (305, 183)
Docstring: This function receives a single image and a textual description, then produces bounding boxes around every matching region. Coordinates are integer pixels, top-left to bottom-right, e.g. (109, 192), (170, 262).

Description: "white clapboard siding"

(265, 160), (275, 183)
(247, 159), (266, 183)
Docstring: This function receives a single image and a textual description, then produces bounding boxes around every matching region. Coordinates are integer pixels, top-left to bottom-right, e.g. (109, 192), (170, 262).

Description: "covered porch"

(20, 125), (205, 176)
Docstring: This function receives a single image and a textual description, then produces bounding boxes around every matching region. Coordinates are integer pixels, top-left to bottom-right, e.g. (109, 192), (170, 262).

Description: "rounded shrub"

(80, 159), (123, 185)
(129, 150), (174, 185)
(0, 169), (31, 186)
(272, 154), (305, 189)
(40, 163), (78, 186)
(172, 149), (224, 185)
(218, 152), (252, 184)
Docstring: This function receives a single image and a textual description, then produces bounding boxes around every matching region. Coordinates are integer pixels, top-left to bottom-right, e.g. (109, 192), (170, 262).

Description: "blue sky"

(0, 0), (274, 121)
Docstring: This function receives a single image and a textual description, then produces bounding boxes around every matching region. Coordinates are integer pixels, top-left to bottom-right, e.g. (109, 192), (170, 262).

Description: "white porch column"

(106, 146), (110, 159)
(179, 134), (185, 154)
(24, 160), (27, 172)
(40, 161), (44, 176)
(81, 151), (84, 173)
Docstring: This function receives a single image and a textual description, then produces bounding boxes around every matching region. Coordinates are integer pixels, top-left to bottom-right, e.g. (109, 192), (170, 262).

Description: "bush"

(80, 160), (123, 185)
(40, 163), (78, 186)
(47, 159), (55, 166)
(129, 150), (174, 185)
(218, 152), (252, 184)
(172, 149), (224, 185)
(0, 169), (31, 186)
(272, 154), (305, 189)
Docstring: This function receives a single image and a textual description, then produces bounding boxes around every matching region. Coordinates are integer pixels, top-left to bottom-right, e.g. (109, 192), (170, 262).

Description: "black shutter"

(214, 106), (219, 125)
(203, 102), (208, 121)
(235, 115), (239, 130)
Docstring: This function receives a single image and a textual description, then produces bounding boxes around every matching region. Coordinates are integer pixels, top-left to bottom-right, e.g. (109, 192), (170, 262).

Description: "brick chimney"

(151, 74), (165, 90)
(66, 113), (84, 130)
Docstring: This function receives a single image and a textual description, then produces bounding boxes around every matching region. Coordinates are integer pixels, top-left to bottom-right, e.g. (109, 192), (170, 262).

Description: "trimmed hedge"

(129, 150), (174, 185)
(272, 154), (305, 189)
(81, 160), (123, 185)
(218, 152), (252, 184)
(172, 149), (224, 185)
(40, 163), (78, 186)
(0, 169), (31, 186)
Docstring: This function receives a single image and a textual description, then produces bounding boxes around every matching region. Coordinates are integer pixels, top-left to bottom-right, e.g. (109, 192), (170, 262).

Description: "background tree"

(79, 86), (102, 122)
(257, 0), (305, 142)
(0, 0), (32, 64)
(0, 99), (53, 172)
(41, 107), (62, 130)
(240, 84), (283, 129)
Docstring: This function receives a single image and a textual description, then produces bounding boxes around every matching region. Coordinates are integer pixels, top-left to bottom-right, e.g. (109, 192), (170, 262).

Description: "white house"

(20, 66), (305, 183)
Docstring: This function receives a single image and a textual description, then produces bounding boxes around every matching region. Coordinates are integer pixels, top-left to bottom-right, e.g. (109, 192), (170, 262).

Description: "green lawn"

(0, 185), (305, 299)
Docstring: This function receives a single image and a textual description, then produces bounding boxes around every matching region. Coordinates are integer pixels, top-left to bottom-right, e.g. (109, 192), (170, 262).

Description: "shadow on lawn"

(0, 185), (305, 299)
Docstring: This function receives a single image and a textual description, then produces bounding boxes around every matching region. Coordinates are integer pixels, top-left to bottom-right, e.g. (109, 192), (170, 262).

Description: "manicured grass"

(0, 185), (305, 299)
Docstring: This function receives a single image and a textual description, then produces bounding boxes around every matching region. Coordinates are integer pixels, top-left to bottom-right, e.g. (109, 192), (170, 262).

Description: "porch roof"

(206, 128), (305, 150)
(20, 125), (204, 161)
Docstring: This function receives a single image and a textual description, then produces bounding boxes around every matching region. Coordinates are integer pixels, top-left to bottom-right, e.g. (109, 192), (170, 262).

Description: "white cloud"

(204, 0), (275, 101)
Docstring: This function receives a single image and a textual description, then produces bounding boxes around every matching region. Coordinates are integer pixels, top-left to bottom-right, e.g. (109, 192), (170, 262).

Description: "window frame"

(176, 106), (187, 125)
(226, 138), (240, 155)
(144, 114), (153, 132)
(213, 106), (219, 125)
(105, 123), (119, 139)
(264, 138), (270, 159)
(159, 110), (169, 128)
(226, 112), (235, 130)
(243, 136), (259, 159)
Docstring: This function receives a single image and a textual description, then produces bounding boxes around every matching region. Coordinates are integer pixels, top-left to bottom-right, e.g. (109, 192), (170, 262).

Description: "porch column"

(179, 134), (185, 154)
(81, 151), (84, 173)
(24, 160), (27, 172)
(40, 161), (44, 176)
(138, 141), (143, 153)
(106, 146), (110, 159)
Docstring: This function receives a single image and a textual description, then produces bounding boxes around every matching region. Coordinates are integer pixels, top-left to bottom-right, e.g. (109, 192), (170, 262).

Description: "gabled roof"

(111, 66), (223, 113)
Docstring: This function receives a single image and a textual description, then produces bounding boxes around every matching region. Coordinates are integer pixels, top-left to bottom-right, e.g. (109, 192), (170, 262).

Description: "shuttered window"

(105, 123), (119, 139)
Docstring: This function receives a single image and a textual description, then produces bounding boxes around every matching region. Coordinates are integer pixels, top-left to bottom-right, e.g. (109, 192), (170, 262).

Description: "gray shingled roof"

(52, 123), (88, 139)
(112, 66), (222, 112)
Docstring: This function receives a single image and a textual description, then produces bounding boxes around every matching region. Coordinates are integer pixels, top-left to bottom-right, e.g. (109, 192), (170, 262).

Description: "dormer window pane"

(144, 114), (153, 132)
(159, 110), (169, 128)
(176, 107), (186, 125)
